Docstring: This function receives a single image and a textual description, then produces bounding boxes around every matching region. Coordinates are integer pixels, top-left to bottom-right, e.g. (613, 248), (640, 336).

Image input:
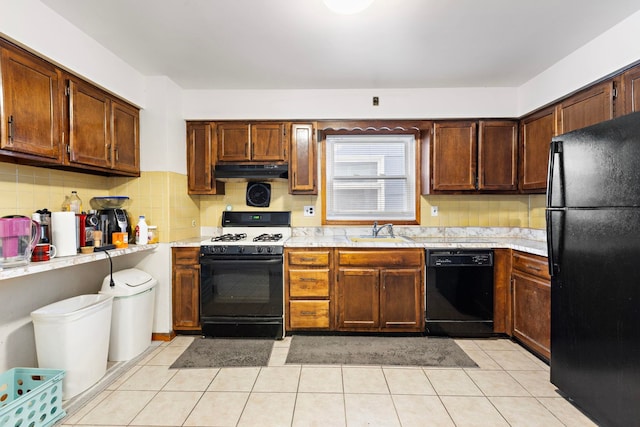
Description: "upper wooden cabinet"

(217, 122), (288, 163)
(186, 122), (225, 195)
(111, 100), (140, 174)
(619, 64), (640, 116)
(289, 123), (317, 194)
(478, 120), (518, 191)
(430, 120), (518, 193)
(67, 78), (111, 169)
(556, 81), (614, 134)
(519, 106), (556, 193)
(66, 77), (140, 175)
(0, 39), (139, 176)
(0, 43), (63, 161)
(431, 121), (477, 191)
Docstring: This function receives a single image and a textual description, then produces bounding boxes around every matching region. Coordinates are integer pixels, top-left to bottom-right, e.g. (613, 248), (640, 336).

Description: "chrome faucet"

(372, 221), (394, 238)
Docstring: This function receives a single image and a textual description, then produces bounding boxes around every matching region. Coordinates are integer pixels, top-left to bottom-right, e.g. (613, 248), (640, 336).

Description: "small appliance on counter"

(90, 197), (131, 245)
(0, 215), (39, 267)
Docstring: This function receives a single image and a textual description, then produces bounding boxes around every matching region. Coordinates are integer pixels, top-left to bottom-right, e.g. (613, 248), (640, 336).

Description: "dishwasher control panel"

(427, 250), (493, 267)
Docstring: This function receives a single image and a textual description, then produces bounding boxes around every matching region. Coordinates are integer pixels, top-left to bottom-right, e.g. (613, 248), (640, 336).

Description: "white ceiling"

(41, 0), (640, 90)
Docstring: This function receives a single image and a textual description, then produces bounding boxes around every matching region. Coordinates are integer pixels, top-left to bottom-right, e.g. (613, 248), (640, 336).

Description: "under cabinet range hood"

(214, 164), (288, 181)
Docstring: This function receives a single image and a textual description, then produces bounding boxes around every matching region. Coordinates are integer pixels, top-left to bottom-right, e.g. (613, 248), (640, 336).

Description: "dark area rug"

(170, 338), (274, 368)
(285, 335), (477, 367)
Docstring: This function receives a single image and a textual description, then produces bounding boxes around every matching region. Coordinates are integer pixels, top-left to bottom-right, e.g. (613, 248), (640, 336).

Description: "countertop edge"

(0, 244), (159, 281)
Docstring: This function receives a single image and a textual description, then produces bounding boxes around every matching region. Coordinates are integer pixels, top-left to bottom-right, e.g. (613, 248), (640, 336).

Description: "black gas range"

(199, 211), (291, 339)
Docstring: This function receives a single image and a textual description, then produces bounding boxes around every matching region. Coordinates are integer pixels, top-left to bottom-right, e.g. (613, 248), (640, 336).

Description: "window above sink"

(323, 132), (417, 224)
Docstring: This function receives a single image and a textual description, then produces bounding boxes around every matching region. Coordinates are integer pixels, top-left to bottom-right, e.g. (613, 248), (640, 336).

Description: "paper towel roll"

(51, 211), (77, 257)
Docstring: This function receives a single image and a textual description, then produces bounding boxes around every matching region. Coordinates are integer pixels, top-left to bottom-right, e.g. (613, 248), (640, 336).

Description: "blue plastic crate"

(0, 368), (65, 427)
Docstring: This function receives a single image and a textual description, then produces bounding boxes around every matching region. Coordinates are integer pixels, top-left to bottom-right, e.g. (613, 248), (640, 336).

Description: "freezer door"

(551, 208), (640, 426)
(547, 110), (640, 208)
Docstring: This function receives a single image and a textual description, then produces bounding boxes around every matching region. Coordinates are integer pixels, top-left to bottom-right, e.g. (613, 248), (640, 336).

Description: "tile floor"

(60, 336), (597, 427)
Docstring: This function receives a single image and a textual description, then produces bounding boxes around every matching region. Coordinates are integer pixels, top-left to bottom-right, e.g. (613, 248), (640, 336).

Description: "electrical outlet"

(303, 206), (315, 216)
(431, 206), (439, 216)
(191, 219), (197, 227)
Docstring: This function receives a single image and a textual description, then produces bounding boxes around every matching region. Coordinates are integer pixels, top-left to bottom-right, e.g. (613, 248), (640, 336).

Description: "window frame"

(321, 127), (422, 225)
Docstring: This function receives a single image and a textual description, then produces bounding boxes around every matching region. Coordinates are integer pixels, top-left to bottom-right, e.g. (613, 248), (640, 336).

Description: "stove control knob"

(266, 246), (273, 254)
(219, 246), (227, 254)
(256, 246), (264, 253)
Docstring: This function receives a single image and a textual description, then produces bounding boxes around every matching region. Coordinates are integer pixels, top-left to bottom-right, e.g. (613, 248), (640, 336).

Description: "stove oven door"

(199, 254), (284, 337)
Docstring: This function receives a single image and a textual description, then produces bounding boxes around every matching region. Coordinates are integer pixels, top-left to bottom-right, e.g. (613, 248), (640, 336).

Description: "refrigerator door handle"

(547, 140), (564, 208)
(546, 208), (564, 276)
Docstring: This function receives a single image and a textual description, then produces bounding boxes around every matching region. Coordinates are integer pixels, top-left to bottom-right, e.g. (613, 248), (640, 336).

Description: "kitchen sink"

(349, 236), (413, 243)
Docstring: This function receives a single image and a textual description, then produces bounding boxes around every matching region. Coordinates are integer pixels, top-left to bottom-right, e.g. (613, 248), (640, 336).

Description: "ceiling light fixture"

(323, 0), (374, 15)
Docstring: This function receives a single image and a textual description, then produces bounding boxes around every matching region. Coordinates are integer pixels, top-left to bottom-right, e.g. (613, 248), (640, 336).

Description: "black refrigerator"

(546, 110), (640, 427)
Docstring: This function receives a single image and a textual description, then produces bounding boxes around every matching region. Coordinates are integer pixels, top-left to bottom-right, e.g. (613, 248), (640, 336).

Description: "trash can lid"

(99, 268), (157, 297)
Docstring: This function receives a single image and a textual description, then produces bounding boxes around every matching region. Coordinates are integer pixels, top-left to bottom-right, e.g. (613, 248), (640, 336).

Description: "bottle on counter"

(61, 195), (71, 211)
(69, 191), (82, 214)
(147, 225), (158, 244)
(135, 215), (149, 245)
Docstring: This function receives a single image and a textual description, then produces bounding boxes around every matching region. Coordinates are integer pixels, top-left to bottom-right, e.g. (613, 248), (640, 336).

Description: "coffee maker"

(97, 208), (131, 245)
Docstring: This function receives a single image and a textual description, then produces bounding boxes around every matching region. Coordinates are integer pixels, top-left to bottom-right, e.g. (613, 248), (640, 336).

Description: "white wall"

(518, 9), (640, 115)
(183, 87), (519, 120)
(140, 77), (186, 174)
(0, 0), (146, 107)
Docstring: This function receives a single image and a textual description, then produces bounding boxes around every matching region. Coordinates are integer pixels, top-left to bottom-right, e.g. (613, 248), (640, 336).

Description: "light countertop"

(172, 227), (548, 257)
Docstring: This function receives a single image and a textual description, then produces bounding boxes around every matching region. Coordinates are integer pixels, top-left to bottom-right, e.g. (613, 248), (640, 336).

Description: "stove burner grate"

(253, 233), (283, 242)
(212, 233), (247, 242)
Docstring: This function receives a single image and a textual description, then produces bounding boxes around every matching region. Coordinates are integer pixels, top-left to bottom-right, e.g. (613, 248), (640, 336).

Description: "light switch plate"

(431, 206), (438, 216)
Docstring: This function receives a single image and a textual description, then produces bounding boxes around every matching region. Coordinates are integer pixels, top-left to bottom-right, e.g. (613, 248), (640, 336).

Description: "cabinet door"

(217, 123), (250, 161)
(478, 120), (518, 191)
(431, 121), (477, 191)
(187, 122), (224, 194)
(557, 81), (614, 134)
(0, 45), (62, 160)
(68, 79), (111, 168)
(289, 123), (317, 194)
(519, 106), (556, 192)
(380, 268), (423, 330)
(172, 248), (201, 331)
(620, 65), (640, 116)
(111, 100), (139, 174)
(512, 271), (550, 360)
(251, 123), (287, 161)
(337, 268), (379, 330)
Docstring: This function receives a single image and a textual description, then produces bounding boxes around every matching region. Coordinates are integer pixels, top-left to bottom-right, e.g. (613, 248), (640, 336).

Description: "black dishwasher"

(425, 249), (494, 337)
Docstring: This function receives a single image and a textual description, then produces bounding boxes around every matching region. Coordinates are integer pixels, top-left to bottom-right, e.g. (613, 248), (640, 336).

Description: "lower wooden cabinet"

(511, 251), (550, 360)
(285, 248), (333, 331)
(171, 247), (201, 332)
(336, 249), (424, 333)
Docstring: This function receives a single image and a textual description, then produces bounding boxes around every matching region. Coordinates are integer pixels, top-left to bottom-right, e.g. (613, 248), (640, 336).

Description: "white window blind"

(325, 134), (416, 221)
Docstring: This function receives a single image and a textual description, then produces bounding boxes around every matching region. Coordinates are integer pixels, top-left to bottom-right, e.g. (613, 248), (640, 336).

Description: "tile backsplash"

(0, 163), (200, 242)
(0, 162), (546, 244)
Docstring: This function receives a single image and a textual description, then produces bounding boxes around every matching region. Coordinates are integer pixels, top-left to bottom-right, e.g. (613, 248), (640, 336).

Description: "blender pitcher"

(0, 216), (39, 267)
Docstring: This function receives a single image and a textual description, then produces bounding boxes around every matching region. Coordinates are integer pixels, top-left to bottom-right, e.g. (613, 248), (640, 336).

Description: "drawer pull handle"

(300, 311), (316, 316)
(526, 264), (541, 271)
(298, 257), (316, 262)
(299, 278), (317, 282)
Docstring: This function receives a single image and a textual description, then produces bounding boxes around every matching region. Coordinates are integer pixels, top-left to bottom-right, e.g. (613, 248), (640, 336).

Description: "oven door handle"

(200, 256), (283, 264)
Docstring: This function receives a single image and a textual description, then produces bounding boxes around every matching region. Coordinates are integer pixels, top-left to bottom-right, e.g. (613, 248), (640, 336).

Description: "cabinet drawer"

(289, 301), (330, 329)
(173, 247), (200, 265)
(289, 269), (330, 297)
(287, 250), (330, 266)
(338, 250), (422, 268)
(512, 251), (550, 279)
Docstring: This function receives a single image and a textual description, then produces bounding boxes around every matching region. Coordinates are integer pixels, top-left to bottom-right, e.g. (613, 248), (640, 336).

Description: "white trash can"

(31, 294), (113, 400)
(99, 268), (157, 361)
